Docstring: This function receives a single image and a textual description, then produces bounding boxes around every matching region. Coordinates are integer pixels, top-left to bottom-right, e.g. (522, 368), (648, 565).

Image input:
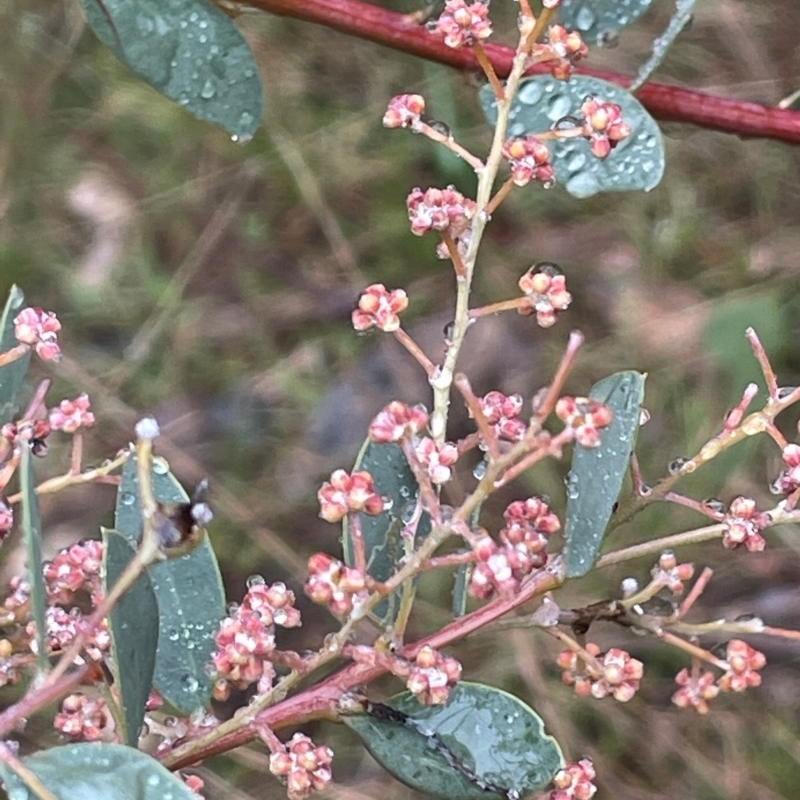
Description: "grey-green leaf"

(0, 742), (199, 800)
(481, 75), (665, 198)
(20, 445), (48, 673)
(564, 371), (646, 577)
(115, 453), (224, 713)
(0, 285), (32, 425)
(559, 0), (659, 45)
(79, 0), (263, 139)
(103, 529), (159, 746)
(343, 682), (563, 799)
(343, 441), (432, 626)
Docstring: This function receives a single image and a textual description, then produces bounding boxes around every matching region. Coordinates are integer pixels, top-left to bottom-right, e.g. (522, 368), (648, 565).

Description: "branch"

(245, 0), (800, 144)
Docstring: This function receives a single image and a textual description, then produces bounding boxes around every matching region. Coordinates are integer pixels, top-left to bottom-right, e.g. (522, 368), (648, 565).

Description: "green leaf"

(78, 0), (264, 140)
(630, 0), (701, 91)
(564, 371), (646, 577)
(115, 453), (225, 713)
(0, 742), (199, 800)
(343, 441), (432, 627)
(481, 76), (665, 198)
(102, 529), (159, 746)
(0, 285), (32, 425)
(20, 446), (48, 673)
(343, 682), (563, 799)
(559, 0), (658, 45)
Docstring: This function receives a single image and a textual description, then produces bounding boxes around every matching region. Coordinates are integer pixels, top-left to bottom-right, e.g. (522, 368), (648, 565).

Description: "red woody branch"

(246, 0), (800, 144)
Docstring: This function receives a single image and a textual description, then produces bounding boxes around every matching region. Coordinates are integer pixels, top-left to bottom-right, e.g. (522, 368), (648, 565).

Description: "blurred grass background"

(1, 0), (800, 797)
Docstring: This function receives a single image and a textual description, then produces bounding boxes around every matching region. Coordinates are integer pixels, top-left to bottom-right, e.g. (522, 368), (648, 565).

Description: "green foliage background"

(1, 0), (800, 798)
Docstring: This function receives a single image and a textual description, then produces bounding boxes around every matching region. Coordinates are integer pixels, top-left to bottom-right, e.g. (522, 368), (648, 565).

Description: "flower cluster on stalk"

(210, 578), (300, 694)
(478, 391), (527, 442)
(268, 733), (334, 800)
(721, 496), (769, 552)
(531, 25), (589, 80)
(579, 98), (632, 159)
(555, 396), (613, 448)
(54, 694), (110, 742)
(13, 307), (62, 361)
(433, 0), (492, 49)
(352, 284), (409, 333)
(549, 758), (597, 800)
(672, 640), (766, 713)
(557, 644), (643, 702)
(518, 264), (572, 328)
(502, 136), (554, 187)
(469, 497), (560, 599)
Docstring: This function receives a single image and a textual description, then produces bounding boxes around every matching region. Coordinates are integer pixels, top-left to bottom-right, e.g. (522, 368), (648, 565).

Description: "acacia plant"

(1, 1), (799, 799)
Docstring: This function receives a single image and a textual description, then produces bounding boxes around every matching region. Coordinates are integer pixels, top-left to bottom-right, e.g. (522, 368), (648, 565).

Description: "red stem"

(164, 558), (564, 769)
(245, 0), (800, 144)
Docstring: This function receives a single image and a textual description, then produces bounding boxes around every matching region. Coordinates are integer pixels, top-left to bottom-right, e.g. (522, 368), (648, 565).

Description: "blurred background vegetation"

(1, 0), (800, 797)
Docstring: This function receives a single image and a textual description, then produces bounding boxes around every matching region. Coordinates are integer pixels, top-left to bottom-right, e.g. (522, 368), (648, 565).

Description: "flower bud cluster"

(469, 498), (559, 600)
(305, 553), (367, 618)
(407, 186), (477, 238)
(13, 307), (62, 361)
(549, 758), (597, 800)
(49, 394), (96, 433)
(28, 606), (110, 661)
(557, 644), (643, 702)
(478, 391), (527, 442)
(268, 732), (334, 800)
(531, 25), (589, 80)
(54, 694), (110, 741)
(369, 401), (430, 443)
(579, 98), (632, 159)
(382, 94), (425, 129)
(43, 539), (104, 605)
(773, 443), (800, 496)
(210, 579), (300, 691)
(671, 669), (719, 714)
(722, 496), (769, 552)
(434, 0), (492, 49)
(403, 644), (462, 705)
(719, 639), (766, 692)
(413, 436), (459, 485)
(555, 396), (613, 448)
(650, 550), (694, 594)
(0, 638), (22, 688)
(317, 469), (385, 523)
(502, 136), (554, 187)
(672, 640), (766, 712)
(518, 264), (572, 328)
(0, 496), (13, 543)
(352, 284), (409, 333)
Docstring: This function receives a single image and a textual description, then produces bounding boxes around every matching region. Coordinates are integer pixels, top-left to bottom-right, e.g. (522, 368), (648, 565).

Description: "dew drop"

(152, 456), (169, 474)
(575, 5), (596, 30)
(427, 119), (452, 139)
(200, 79), (216, 99)
(566, 151), (586, 172)
(565, 171), (600, 198)
(517, 81), (543, 105)
(168, 629), (180, 642)
(565, 471), (580, 499)
(598, 28), (620, 48)
(668, 457), (688, 475)
(443, 320), (455, 345)
(120, 492), (136, 506)
(181, 674), (199, 692)
(546, 94), (572, 121)
(472, 460), (487, 480)
(702, 498), (726, 514)
(247, 574), (266, 588)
